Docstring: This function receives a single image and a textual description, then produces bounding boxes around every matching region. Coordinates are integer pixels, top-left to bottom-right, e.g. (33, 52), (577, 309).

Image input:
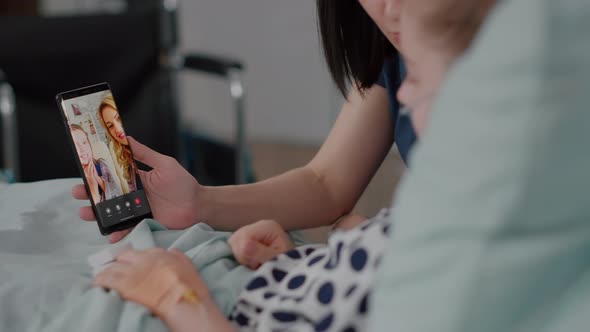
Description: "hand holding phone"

(72, 136), (204, 242)
(57, 83), (152, 235)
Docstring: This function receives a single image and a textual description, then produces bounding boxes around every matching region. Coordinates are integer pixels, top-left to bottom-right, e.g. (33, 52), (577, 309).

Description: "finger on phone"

(108, 229), (132, 244)
(79, 206), (96, 221)
(128, 136), (167, 168)
(72, 184), (89, 200)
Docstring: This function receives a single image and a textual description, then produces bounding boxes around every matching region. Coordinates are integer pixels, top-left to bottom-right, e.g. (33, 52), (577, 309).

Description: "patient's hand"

(228, 219), (294, 270)
(93, 248), (210, 320)
(72, 137), (203, 243)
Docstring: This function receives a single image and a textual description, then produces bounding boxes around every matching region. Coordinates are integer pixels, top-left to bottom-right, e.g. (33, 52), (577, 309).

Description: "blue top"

(376, 58), (417, 164)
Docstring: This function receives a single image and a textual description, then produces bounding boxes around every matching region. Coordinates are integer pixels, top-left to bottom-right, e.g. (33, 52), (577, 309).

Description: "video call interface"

(61, 89), (151, 227)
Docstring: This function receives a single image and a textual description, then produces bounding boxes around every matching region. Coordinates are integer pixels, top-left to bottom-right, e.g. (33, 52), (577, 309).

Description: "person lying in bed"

(91, 1), (496, 331)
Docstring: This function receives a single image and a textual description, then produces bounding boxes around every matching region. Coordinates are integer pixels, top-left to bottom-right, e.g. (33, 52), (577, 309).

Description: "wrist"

(162, 301), (199, 331)
(162, 297), (201, 326)
(159, 278), (210, 317)
(196, 185), (223, 229)
(160, 285), (202, 320)
(163, 295), (233, 332)
(195, 184), (214, 226)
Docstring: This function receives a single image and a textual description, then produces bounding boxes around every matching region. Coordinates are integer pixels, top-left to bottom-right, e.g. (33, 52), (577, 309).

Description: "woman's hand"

(228, 219), (294, 269)
(93, 248), (209, 319)
(73, 137), (203, 243)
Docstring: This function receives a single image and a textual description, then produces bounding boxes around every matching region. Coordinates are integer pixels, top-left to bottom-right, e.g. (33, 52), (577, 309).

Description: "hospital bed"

(0, 178), (256, 331)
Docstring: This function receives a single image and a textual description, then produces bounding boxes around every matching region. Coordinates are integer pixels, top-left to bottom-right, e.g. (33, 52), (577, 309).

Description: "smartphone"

(56, 83), (152, 235)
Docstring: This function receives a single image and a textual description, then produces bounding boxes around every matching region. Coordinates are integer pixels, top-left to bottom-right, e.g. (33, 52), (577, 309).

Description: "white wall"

(42, 0), (343, 145)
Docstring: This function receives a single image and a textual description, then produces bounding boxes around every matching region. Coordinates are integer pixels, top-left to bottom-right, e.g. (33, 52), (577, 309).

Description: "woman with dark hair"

(317, 0), (415, 161)
(74, 0), (412, 244)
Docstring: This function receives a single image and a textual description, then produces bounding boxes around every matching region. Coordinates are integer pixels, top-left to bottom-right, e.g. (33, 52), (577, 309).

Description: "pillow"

(369, 1), (590, 332)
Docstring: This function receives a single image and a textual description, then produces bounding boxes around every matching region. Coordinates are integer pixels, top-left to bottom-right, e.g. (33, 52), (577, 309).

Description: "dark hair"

(317, 0), (397, 96)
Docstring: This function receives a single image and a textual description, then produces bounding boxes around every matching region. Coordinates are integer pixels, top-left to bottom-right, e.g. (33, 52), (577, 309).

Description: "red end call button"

(134, 198), (141, 205)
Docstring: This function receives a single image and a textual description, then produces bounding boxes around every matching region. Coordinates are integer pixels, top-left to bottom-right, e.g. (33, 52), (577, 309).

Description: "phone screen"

(57, 83), (152, 234)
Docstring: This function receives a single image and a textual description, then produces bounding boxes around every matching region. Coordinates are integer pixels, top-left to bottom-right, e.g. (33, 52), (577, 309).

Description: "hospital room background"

(0, 0), (402, 243)
(1, 0), (589, 331)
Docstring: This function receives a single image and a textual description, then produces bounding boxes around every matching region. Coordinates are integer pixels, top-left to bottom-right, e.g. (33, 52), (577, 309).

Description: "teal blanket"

(0, 179), (253, 332)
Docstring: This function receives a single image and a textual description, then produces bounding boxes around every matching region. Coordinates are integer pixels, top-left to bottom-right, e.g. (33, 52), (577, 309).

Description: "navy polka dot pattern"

(314, 313), (334, 332)
(345, 284), (357, 298)
(317, 282), (334, 304)
(272, 268), (287, 283)
(324, 242), (344, 270)
(231, 208), (393, 332)
(285, 249), (302, 260)
(246, 276), (268, 291)
(287, 275), (306, 290)
(272, 311), (297, 322)
(308, 254), (325, 267)
(358, 293), (369, 314)
(234, 313), (249, 326)
(350, 248), (368, 271)
(263, 292), (276, 299)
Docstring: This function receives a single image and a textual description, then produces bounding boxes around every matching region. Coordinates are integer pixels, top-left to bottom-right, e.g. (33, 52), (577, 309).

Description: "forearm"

(198, 86), (393, 232)
(164, 299), (235, 332)
(199, 166), (347, 231)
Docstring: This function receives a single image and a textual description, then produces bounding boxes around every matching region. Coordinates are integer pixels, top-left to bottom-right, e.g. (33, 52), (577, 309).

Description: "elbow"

(305, 165), (357, 225)
(332, 196), (356, 220)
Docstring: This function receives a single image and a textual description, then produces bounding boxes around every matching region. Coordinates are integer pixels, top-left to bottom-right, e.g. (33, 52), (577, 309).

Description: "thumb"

(128, 136), (168, 168)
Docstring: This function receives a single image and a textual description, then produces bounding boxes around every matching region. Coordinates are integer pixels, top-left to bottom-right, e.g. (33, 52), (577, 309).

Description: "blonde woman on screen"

(97, 94), (138, 194)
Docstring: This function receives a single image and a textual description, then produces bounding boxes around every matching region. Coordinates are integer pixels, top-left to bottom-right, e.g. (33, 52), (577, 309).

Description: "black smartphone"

(56, 83), (152, 235)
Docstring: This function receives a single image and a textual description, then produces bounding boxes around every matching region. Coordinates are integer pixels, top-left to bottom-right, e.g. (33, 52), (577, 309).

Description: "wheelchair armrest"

(181, 53), (244, 78)
(179, 53), (247, 184)
(0, 69), (19, 182)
